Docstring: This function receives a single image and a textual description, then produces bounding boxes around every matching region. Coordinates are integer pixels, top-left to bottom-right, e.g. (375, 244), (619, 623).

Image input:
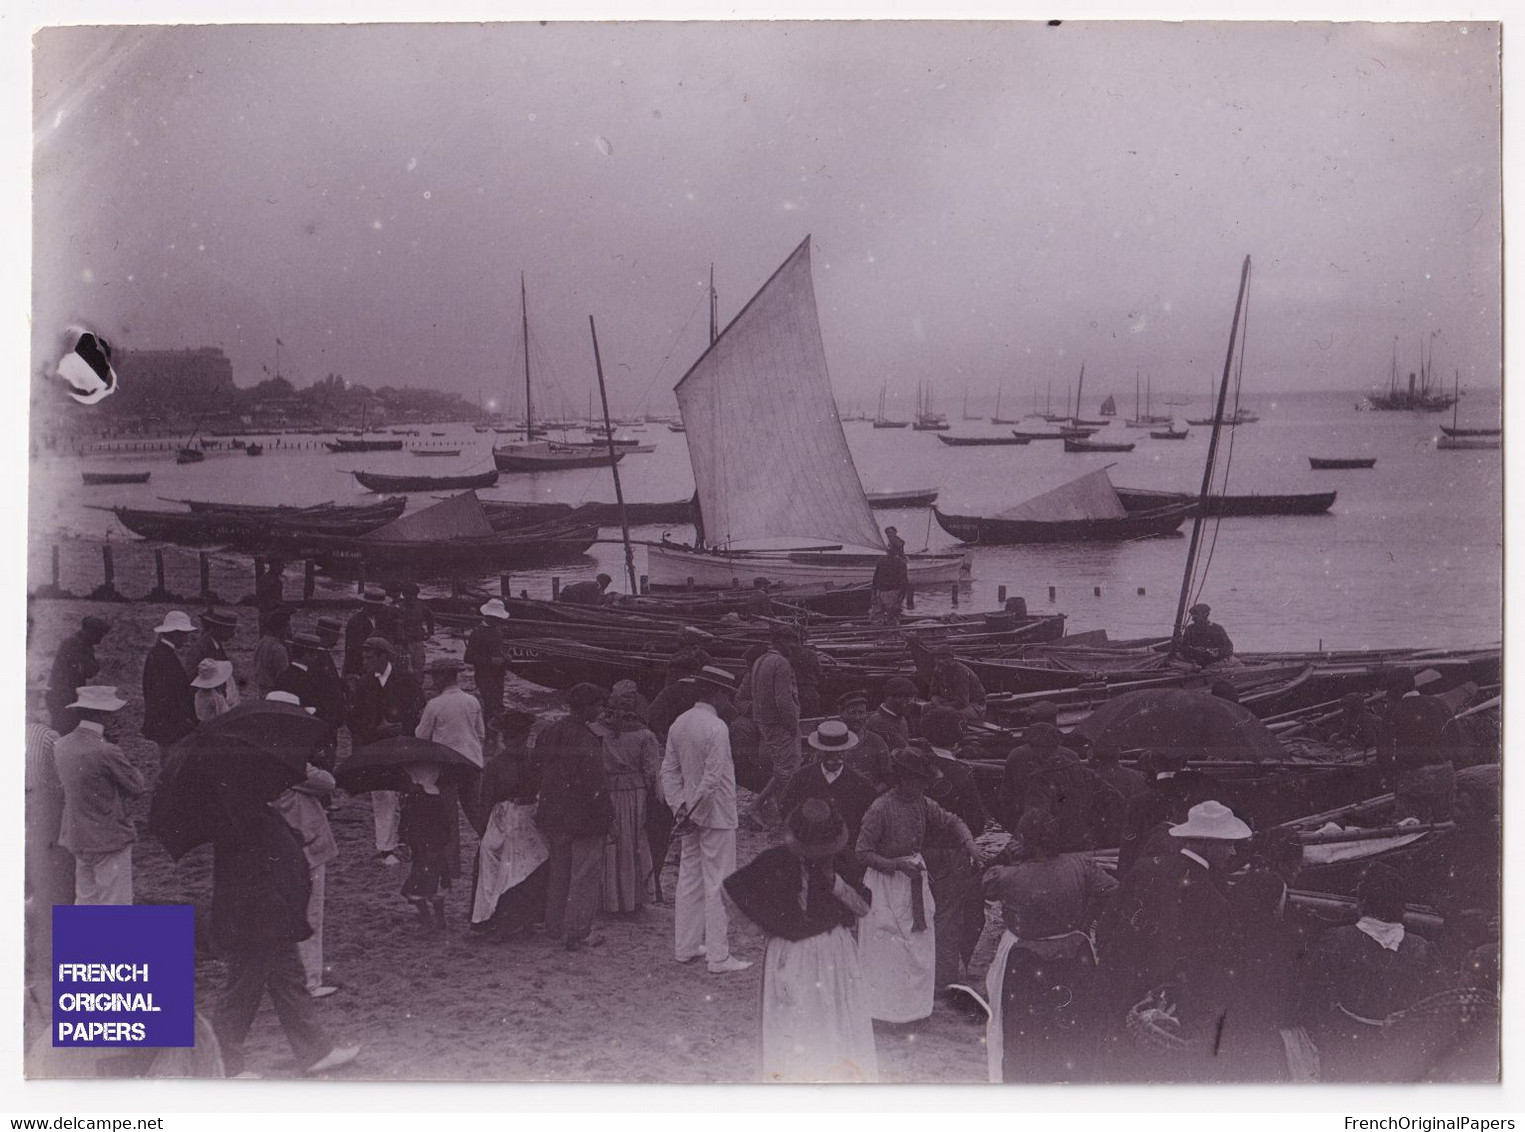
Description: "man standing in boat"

(870, 543), (910, 626)
(1178, 603), (1234, 667)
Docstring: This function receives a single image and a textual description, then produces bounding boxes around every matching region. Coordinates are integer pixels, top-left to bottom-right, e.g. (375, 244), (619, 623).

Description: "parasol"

(149, 701), (329, 859)
(336, 735), (481, 795)
(1071, 687), (1286, 764)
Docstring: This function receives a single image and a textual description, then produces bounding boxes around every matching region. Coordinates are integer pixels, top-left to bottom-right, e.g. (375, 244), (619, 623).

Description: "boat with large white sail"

(648, 237), (967, 591)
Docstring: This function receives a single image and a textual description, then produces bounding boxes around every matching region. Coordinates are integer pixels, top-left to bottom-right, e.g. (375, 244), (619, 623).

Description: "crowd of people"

(24, 580), (1501, 1084)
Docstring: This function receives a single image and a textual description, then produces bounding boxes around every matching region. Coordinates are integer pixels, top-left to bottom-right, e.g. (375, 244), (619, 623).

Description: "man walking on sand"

(661, 666), (752, 974)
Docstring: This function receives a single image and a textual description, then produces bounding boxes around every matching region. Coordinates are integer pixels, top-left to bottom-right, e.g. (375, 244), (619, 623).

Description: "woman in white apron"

(469, 712), (550, 941)
(982, 809), (1117, 1082)
(723, 797), (878, 1082)
(855, 747), (981, 1023)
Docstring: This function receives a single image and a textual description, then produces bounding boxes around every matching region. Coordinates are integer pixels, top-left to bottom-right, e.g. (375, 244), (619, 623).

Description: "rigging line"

(1190, 274), (1252, 609)
(631, 285), (710, 412)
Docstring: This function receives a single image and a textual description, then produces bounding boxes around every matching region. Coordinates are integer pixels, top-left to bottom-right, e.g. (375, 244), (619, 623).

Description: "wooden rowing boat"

(353, 468), (500, 493)
(1309, 456), (1376, 469)
(82, 471), (151, 485)
(933, 501), (1192, 545)
(1114, 485), (1337, 517)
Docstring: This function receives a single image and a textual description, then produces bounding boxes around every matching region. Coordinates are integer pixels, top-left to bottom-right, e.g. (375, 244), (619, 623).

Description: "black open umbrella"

(149, 701), (330, 859)
(337, 735), (481, 795)
(1071, 687), (1286, 764)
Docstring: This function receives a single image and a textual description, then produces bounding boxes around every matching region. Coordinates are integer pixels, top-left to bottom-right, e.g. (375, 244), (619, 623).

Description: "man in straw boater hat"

(54, 686), (144, 905)
(346, 636), (427, 868)
(855, 746), (982, 1024)
(535, 683), (614, 952)
(464, 598), (512, 722)
(741, 624), (802, 832)
(723, 798), (878, 1082)
(186, 608), (241, 709)
(780, 719), (878, 845)
(1097, 798), (1252, 1082)
(342, 589), (389, 677)
(140, 610), (198, 763)
(660, 666), (752, 974)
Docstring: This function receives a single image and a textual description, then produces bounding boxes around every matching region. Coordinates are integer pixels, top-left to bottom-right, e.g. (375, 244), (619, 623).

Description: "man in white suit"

(660, 667), (752, 974)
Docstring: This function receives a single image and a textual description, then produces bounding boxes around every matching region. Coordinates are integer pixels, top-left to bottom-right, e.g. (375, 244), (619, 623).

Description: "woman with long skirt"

(724, 798), (878, 1082)
(595, 691), (660, 913)
(855, 747), (981, 1024)
(982, 809), (1117, 1082)
(468, 712), (549, 941)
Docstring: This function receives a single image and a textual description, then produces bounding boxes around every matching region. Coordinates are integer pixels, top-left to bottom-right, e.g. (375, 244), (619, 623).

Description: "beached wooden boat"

(1436, 435), (1499, 451)
(82, 471), (151, 486)
(1063, 437), (1136, 453)
(1309, 456), (1376, 469)
(865, 488), (940, 508)
(1114, 485), (1336, 517)
(110, 498), (407, 547)
(937, 434), (1031, 447)
(353, 468), (500, 493)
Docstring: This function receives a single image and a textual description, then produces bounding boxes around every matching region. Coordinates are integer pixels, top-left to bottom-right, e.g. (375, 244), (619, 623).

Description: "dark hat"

(1189, 603), (1211, 616)
(81, 615), (111, 636)
(1026, 700), (1060, 722)
(836, 688), (871, 709)
(884, 676), (917, 698)
(595, 573), (613, 586)
(784, 798), (849, 860)
(688, 666), (738, 695)
(1356, 862), (1408, 921)
(361, 636), (396, 657)
(566, 683), (607, 710)
(360, 590), (388, 606)
(402, 581), (421, 598)
(316, 616), (344, 634)
(200, 609), (238, 628)
(290, 632), (325, 651)
(889, 746), (943, 783)
(383, 580), (403, 595)
(1024, 722), (1063, 750)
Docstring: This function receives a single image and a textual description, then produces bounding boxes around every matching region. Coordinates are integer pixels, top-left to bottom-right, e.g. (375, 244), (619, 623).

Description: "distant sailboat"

(873, 383), (908, 428)
(649, 237), (966, 590)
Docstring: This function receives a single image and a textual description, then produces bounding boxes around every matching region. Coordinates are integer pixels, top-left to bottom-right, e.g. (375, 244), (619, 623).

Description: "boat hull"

(294, 524), (599, 578)
(865, 488), (940, 508)
(353, 469), (501, 493)
(937, 435), (1031, 447)
(493, 447), (625, 472)
(932, 503), (1194, 545)
(1436, 436), (1500, 450)
(1114, 486), (1336, 517)
(1063, 438), (1136, 453)
(1439, 425), (1501, 438)
(646, 543), (968, 590)
(1309, 457), (1376, 469)
(325, 439), (405, 453)
(82, 472), (151, 485)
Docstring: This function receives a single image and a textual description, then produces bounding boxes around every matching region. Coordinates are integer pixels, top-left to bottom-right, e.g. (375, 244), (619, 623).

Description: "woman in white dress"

(468, 712), (550, 941)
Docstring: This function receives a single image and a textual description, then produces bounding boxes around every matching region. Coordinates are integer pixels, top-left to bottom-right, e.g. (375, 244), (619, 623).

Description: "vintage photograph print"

(25, 21), (1501, 1084)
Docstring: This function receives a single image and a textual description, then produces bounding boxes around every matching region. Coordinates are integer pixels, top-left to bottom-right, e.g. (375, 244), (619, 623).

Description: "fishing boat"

(291, 490), (598, 578)
(1114, 485), (1337, 517)
(1437, 372), (1500, 439)
(352, 468), (500, 493)
(108, 497), (408, 548)
(1309, 457), (1376, 470)
(548, 440), (656, 454)
(325, 437), (404, 453)
(865, 487), (940, 508)
(1068, 364), (1110, 427)
(932, 469), (1194, 545)
(1064, 437), (1136, 453)
(1125, 373), (1172, 427)
(648, 237), (967, 591)
(912, 382), (950, 430)
(1010, 429), (1073, 441)
(1436, 435), (1500, 451)
(410, 448), (462, 458)
(1098, 394), (1117, 417)
(988, 382), (1021, 425)
(82, 471), (151, 486)
(1149, 426), (1190, 440)
(1186, 408), (1259, 426)
(245, 443), (264, 456)
(872, 384), (908, 428)
(175, 448), (205, 464)
(667, 423), (687, 433)
(1439, 426), (1502, 439)
(937, 434), (1032, 447)
(1364, 337), (1457, 412)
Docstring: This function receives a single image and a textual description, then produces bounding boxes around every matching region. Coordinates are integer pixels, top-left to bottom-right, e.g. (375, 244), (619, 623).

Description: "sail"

(997, 469), (1127, 521)
(1100, 395), (1117, 416)
(363, 490), (494, 541)
(675, 237), (885, 551)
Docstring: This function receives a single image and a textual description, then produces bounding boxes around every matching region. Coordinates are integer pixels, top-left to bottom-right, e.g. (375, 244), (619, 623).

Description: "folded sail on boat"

(650, 237), (965, 590)
(932, 468), (1194, 544)
(995, 468), (1128, 522)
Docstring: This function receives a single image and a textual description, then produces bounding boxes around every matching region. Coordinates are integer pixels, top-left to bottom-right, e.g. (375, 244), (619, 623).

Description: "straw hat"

(806, 719), (860, 753)
(360, 590), (388, 607)
(264, 691), (316, 714)
(199, 609), (238, 629)
(685, 666), (738, 694)
(191, 658), (234, 689)
(784, 798), (849, 860)
(479, 599), (511, 621)
(68, 686), (126, 712)
(152, 611), (195, 635)
(1168, 800), (1251, 841)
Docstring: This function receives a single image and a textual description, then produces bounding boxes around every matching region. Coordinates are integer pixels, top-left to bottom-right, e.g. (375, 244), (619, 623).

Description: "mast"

(994, 382), (1003, 419)
(520, 273), (533, 435)
(589, 315), (638, 595)
(1075, 363), (1086, 420)
(1135, 370), (1141, 420)
(709, 264), (718, 345)
(1170, 255), (1252, 658)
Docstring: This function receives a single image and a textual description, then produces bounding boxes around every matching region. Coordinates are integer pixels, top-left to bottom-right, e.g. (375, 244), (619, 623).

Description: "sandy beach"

(26, 597), (994, 1084)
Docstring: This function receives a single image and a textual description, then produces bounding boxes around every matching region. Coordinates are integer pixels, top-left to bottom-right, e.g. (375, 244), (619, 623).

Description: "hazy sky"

(31, 20), (1502, 416)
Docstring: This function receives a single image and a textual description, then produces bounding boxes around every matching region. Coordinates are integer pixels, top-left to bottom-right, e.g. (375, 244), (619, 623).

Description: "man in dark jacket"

(186, 609), (241, 708)
(534, 683), (613, 951)
(211, 799), (358, 1078)
(342, 591), (387, 677)
(347, 637), (426, 866)
(141, 611), (197, 761)
(464, 599), (512, 721)
(781, 720), (879, 844)
(1179, 603), (1234, 667)
(278, 633), (345, 771)
(46, 615), (109, 732)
